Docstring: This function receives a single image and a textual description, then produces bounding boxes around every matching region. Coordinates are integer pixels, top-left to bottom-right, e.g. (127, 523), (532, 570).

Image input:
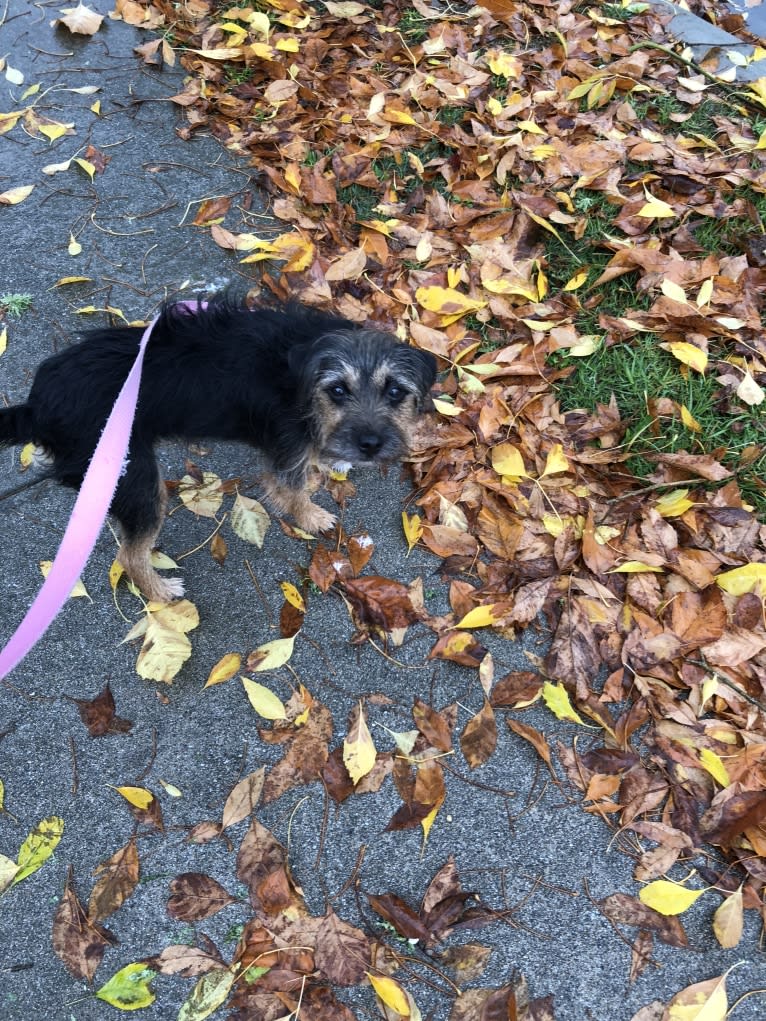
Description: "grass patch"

(555, 334), (766, 512)
(337, 183), (380, 221)
(0, 293), (32, 317)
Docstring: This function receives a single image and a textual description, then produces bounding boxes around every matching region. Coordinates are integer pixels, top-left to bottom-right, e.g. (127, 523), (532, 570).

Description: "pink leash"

(0, 313), (161, 680)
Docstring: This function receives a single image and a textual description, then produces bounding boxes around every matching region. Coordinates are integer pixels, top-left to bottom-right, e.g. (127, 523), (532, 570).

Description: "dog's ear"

(395, 346), (437, 409)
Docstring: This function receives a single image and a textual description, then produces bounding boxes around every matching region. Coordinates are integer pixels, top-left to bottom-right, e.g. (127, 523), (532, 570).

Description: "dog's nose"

(357, 432), (383, 458)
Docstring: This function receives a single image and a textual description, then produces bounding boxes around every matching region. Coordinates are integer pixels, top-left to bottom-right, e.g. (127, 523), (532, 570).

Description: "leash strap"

(0, 313), (160, 680)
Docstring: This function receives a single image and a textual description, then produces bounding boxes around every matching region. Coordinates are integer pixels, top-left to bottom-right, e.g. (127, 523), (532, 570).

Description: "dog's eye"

(386, 383), (405, 403)
(327, 383), (348, 402)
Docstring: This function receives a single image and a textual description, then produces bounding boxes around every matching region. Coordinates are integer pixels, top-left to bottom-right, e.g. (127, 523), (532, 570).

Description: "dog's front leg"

(261, 469), (337, 534)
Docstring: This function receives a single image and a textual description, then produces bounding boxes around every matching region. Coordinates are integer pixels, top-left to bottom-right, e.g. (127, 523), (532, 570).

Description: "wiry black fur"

(0, 291), (436, 600)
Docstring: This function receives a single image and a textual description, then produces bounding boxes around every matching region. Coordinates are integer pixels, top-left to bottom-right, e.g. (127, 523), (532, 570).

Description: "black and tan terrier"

(0, 291), (436, 602)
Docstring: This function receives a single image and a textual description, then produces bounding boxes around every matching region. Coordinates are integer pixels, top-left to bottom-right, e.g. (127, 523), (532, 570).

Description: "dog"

(0, 291), (436, 602)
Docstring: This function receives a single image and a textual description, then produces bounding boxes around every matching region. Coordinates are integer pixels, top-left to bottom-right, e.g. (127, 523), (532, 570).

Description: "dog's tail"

(0, 405), (36, 447)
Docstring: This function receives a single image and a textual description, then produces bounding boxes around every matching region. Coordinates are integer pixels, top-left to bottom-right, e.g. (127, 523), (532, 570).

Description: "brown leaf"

(439, 943), (492, 983)
(313, 908), (371, 985)
(460, 700), (497, 769)
(347, 532), (375, 575)
(146, 943), (225, 978)
(490, 671), (543, 707)
(262, 702), (333, 803)
(308, 543), (351, 592)
(167, 873), (237, 921)
(597, 893), (688, 946)
(700, 786), (766, 847)
(236, 819), (306, 918)
(368, 893), (431, 942)
(343, 575), (421, 632)
(413, 698), (453, 752)
(221, 768), (266, 830)
(71, 683), (132, 737)
(52, 870), (111, 982)
(88, 838), (140, 923)
(507, 718), (555, 777)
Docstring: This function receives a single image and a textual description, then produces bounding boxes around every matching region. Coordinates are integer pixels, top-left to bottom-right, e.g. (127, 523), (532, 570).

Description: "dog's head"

(290, 329), (437, 468)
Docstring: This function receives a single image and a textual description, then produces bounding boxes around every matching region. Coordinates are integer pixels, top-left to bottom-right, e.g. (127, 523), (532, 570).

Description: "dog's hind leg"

(111, 448), (183, 602)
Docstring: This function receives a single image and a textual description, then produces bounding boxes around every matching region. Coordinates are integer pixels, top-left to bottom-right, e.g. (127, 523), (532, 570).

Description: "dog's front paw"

(296, 503), (337, 535)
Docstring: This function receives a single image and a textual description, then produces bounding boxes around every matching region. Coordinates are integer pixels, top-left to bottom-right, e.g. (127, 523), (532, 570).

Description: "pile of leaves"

(116, 0), (766, 894)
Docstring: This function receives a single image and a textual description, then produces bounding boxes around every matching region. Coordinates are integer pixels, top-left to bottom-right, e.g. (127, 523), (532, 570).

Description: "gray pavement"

(0, 2), (764, 1020)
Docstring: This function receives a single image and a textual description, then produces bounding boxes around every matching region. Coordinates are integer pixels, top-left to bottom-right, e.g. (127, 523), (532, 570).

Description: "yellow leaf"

(517, 119), (545, 134)
(38, 121), (73, 142)
(402, 511), (423, 552)
(638, 879), (705, 915)
(655, 489), (694, 518)
(248, 635), (297, 673)
(39, 560), (90, 598)
(12, 816), (64, 885)
(230, 493), (270, 546)
(455, 604), (499, 629)
(491, 442), (527, 480)
(415, 285), (486, 323)
(659, 280), (688, 305)
(661, 342), (708, 374)
(695, 278), (713, 307)
(568, 335), (600, 357)
(712, 889), (743, 949)
(421, 796), (443, 845)
(96, 963), (156, 1011)
(0, 853), (19, 894)
(542, 681), (584, 724)
(637, 194), (676, 218)
(366, 974), (410, 1017)
(68, 233), (82, 256)
(275, 37), (300, 52)
(19, 442), (35, 468)
(716, 563), (766, 595)
(0, 326), (6, 355)
(562, 268), (588, 291)
(680, 405), (702, 432)
(540, 443), (570, 477)
(736, 371), (765, 406)
(0, 185), (34, 205)
(280, 581), (305, 612)
(667, 974), (727, 1021)
(178, 471), (223, 518)
(384, 107), (417, 126)
(90, 100), (101, 115)
(698, 748), (730, 788)
(204, 653), (242, 688)
(247, 10), (271, 38)
(111, 785), (154, 811)
(610, 561), (664, 574)
(133, 605), (199, 683)
(241, 678), (287, 719)
(486, 50), (522, 79)
(432, 397), (462, 417)
(343, 701), (377, 785)
(73, 157), (96, 181)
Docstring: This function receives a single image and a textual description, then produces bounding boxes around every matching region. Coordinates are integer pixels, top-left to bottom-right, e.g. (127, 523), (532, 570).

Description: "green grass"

(337, 184), (380, 221)
(0, 293), (32, 317)
(396, 7), (429, 42)
(554, 334), (766, 512)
